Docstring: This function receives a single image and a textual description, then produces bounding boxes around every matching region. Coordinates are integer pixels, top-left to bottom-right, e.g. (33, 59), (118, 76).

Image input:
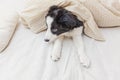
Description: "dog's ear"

(59, 14), (75, 26)
(48, 6), (59, 12)
(48, 6), (61, 17)
(59, 13), (83, 28)
(76, 18), (84, 27)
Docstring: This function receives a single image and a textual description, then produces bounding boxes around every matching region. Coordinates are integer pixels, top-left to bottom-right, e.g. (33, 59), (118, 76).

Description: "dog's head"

(44, 6), (83, 42)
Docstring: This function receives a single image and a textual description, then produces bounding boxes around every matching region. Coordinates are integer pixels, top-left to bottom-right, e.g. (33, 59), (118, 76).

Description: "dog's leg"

(51, 36), (64, 61)
(73, 35), (90, 68)
(72, 28), (90, 68)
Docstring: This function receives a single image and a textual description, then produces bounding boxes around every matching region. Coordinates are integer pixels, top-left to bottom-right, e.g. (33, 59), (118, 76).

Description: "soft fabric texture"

(83, 0), (120, 27)
(20, 0), (104, 41)
(2, 22), (120, 80)
(1, 0), (120, 80)
(20, 0), (120, 41)
(0, 7), (19, 52)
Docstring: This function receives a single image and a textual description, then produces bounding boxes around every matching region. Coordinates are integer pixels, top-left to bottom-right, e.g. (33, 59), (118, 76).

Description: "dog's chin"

(44, 36), (58, 43)
(49, 36), (62, 42)
(48, 38), (57, 43)
(44, 35), (64, 43)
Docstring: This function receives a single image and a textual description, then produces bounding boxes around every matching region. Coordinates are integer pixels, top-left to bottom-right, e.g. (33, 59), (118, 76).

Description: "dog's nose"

(44, 39), (50, 42)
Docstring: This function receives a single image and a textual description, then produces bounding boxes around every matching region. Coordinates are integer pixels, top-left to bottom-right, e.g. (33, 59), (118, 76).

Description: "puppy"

(44, 6), (90, 67)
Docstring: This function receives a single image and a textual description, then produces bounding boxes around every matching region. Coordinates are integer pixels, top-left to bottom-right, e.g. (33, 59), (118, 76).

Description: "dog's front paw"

(51, 54), (61, 62)
(80, 56), (91, 68)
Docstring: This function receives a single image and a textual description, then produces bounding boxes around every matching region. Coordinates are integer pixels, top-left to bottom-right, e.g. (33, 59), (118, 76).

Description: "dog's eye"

(52, 29), (58, 32)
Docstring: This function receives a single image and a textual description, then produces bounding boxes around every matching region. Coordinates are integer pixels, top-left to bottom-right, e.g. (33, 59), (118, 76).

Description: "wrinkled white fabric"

(0, 0), (120, 80)
(1, 23), (120, 80)
(0, 6), (19, 52)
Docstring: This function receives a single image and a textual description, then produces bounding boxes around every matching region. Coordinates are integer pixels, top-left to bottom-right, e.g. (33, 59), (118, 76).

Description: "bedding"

(0, 0), (120, 80)
(20, 0), (104, 41)
(0, 6), (19, 52)
(20, 0), (120, 41)
(83, 0), (120, 27)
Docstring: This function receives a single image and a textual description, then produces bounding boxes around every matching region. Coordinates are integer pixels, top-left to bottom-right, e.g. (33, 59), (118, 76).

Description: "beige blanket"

(20, 0), (120, 41)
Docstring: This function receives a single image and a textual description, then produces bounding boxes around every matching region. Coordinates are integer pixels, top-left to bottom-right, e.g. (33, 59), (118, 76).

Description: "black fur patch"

(46, 5), (83, 35)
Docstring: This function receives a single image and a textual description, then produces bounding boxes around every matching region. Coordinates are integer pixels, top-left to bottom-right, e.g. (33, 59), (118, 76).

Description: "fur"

(44, 6), (90, 68)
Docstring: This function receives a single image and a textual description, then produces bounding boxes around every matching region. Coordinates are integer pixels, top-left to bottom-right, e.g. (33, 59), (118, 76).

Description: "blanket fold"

(20, 0), (120, 41)
(0, 7), (19, 52)
(83, 0), (120, 27)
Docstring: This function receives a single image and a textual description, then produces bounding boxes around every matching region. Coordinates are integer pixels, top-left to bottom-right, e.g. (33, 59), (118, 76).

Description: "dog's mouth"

(44, 35), (57, 43)
(44, 33), (64, 43)
(44, 37), (57, 43)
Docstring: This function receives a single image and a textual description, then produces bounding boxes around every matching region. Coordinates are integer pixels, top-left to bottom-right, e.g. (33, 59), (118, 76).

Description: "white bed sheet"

(0, 0), (120, 80)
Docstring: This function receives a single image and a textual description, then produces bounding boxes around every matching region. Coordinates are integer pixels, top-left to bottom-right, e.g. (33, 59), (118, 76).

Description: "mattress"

(0, 0), (120, 80)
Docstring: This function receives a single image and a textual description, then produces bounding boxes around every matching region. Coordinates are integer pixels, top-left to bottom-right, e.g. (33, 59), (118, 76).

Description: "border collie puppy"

(44, 6), (90, 67)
